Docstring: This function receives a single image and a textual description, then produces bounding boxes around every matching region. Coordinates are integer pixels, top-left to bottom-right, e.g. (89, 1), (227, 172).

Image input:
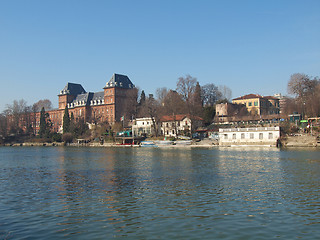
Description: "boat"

(175, 140), (192, 145)
(140, 141), (157, 147)
(154, 140), (174, 146)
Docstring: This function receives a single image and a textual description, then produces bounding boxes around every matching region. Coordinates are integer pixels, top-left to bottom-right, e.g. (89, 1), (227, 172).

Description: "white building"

(132, 117), (158, 137)
(160, 114), (204, 137)
(219, 126), (280, 146)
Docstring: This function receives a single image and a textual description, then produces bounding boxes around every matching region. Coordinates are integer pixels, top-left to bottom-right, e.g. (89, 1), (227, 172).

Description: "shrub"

(52, 133), (62, 142)
(62, 133), (73, 144)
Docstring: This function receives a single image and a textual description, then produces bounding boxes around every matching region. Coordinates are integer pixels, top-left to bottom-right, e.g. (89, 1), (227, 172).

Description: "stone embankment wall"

(282, 134), (319, 147)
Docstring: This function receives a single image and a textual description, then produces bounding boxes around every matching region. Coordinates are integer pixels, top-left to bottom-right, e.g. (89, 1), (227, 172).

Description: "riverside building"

(31, 73), (136, 133)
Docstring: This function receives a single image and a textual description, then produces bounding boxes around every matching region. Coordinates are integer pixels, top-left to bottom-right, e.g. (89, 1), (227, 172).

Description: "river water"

(0, 146), (320, 239)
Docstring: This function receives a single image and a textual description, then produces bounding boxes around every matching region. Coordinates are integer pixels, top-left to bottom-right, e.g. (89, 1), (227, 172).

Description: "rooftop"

(104, 73), (134, 89)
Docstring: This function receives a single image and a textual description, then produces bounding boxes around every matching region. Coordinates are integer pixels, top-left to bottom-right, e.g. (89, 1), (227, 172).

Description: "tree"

(176, 75), (197, 103)
(39, 107), (46, 138)
(138, 94), (161, 136)
(201, 83), (222, 106)
(218, 85), (232, 101)
(5, 99), (29, 134)
(139, 90), (146, 106)
(163, 90), (186, 116)
(63, 106), (70, 133)
(38, 107), (52, 138)
(0, 113), (7, 138)
(190, 82), (203, 117)
(156, 87), (168, 105)
(203, 106), (215, 125)
(287, 73), (320, 117)
(32, 99), (52, 112)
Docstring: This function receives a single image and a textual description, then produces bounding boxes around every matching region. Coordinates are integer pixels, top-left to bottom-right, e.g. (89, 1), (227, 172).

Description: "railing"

(219, 127), (279, 132)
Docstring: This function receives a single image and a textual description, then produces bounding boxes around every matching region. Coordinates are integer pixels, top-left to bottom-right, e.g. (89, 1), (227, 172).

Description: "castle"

(37, 73), (136, 132)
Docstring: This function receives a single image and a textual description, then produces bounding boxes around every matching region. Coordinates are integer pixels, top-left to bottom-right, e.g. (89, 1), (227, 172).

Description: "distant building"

(15, 73), (136, 134)
(160, 114), (204, 137)
(219, 127), (280, 146)
(215, 102), (247, 122)
(132, 117), (158, 137)
(232, 94), (280, 116)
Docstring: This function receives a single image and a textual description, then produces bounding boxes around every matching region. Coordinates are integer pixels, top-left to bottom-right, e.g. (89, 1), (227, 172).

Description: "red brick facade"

(16, 73), (136, 134)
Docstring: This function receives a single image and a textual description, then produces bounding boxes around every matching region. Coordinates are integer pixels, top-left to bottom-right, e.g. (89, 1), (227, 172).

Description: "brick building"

(32, 73), (136, 133)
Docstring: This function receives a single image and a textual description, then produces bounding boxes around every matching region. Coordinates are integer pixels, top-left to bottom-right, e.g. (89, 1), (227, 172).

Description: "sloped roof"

(104, 73), (134, 89)
(233, 94), (263, 101)
(72, 92), (90, 103)
(91, 91), (104, 101)
(70, 91), (105, 106)
(59, 83), (86, 96)
(264, 96), (279, 100)
(160, 114), (204, 122)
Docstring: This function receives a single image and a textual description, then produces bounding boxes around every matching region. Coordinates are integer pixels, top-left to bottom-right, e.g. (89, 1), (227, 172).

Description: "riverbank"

(281, 134), (320, 147)
(2, 134), (319, 148)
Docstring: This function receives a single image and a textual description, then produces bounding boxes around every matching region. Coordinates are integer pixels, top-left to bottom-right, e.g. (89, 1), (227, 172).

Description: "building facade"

(219, 127), (280, 146)
(28, 73), (136, 133)
(132, 117), (158, 137)
(160, 114), (204, 137)
(232, 94), (280, 116)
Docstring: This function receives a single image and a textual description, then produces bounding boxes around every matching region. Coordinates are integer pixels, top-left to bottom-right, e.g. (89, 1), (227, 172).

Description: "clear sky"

(1, 0), (319, 111)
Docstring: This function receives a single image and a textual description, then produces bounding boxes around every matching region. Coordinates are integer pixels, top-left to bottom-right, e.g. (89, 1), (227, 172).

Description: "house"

(160, 114), (204, 137)
(132, 117), (159, 137)
(219, 126), (280, 146)
(232, 94), (280, 116)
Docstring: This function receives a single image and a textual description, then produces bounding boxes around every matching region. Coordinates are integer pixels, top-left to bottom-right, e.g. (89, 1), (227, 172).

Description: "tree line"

(285, 73), (320, 118)
(2, 72), (318, 143)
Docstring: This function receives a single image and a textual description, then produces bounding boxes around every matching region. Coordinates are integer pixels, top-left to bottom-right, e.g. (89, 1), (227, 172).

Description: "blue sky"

(1, 0), (319, 111)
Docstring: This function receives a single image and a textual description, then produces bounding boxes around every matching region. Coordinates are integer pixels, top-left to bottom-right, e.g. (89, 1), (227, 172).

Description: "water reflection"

(0, 147), (320, 239)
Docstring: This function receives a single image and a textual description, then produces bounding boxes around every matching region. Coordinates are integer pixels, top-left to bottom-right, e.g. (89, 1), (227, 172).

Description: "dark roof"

(104, 73), (134, 89)
(59, 83), (86, 96)
(69, 91), (105, 106)
(71, 93), (90, 105)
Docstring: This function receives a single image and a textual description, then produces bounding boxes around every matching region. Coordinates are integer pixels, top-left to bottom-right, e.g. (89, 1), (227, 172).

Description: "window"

(259, 133), (263, 139)
(232, 134), (236, 139)
(241, 133), (245, 139)
(172, 130), (175, 135)
(224, 134), (228, 140)
(250, 133), (254, 139)
(248, 102), (252, 106)
(254, 101), (258, 106)
(269, 133), (273, 139)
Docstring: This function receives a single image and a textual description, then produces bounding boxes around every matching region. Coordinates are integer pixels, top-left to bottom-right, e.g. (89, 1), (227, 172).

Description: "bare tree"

(156, 87), (168, 105)
(32, 99), (53, 112)
(218, 85), (232, 101)
(138, 95), (161, 136)
(176, 75), (197, 103)
(201, 83), (222, 106)
(5, 99), (29, 134)
(288, 73), (320, 117)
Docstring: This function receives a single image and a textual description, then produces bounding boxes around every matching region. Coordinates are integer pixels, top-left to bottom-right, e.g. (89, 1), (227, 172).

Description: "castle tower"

(58, 83), (86, 109)
(103, 74), (135, 123)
